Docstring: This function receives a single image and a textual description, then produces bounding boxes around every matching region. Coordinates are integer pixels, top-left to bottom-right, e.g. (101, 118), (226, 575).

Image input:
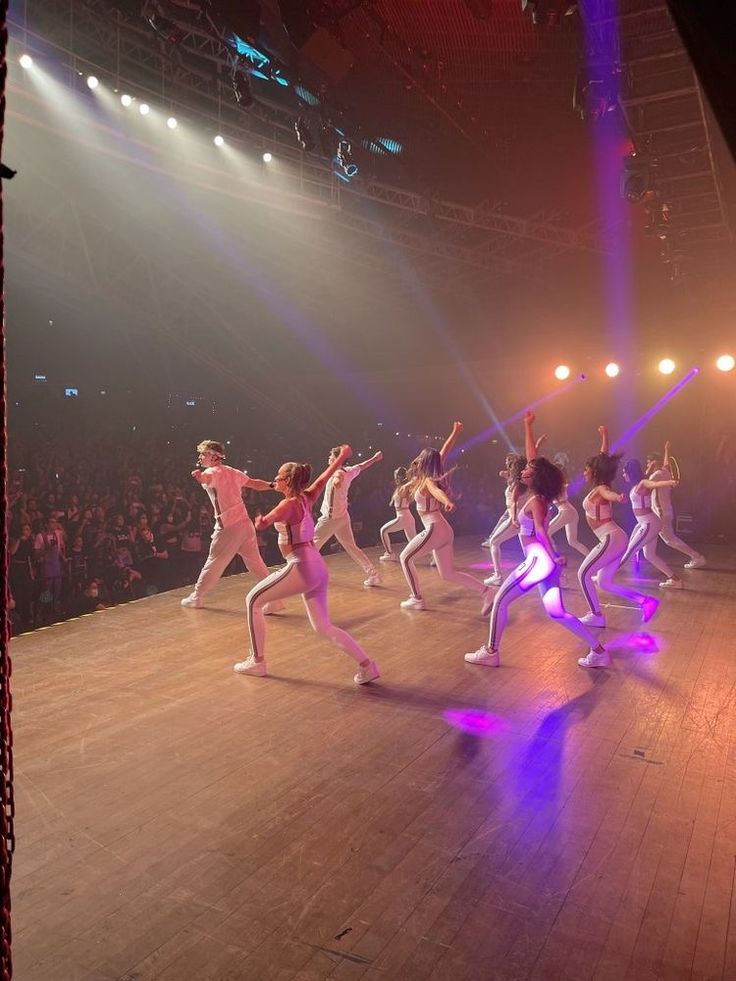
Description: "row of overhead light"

(553, 355), (735, 381)
(18, 54), (274, 158)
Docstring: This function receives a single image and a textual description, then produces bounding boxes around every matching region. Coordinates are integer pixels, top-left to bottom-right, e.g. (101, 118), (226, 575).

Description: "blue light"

(250, 69), (270, 81)
(363, 137), (403, 155)
(295, 85), (319, 106)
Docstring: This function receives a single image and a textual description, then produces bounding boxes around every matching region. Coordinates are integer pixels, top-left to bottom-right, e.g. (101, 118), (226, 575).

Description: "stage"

(11, 540), (736, 980)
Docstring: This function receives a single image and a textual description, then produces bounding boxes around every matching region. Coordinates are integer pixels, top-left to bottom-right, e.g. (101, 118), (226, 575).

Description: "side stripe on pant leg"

(246, 562), (298, 655)
(489, 555), (539, 651)
(621, 521), (650, 567)
(578, 535), (613, 611)
(402, 525), (435, 598)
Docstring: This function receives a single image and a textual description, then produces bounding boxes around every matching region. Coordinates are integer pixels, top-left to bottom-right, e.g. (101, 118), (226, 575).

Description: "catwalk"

(12, 540), (736, 981)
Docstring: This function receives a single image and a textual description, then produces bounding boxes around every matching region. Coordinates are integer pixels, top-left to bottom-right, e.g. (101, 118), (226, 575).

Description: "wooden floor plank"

(10, 540), (735, 980)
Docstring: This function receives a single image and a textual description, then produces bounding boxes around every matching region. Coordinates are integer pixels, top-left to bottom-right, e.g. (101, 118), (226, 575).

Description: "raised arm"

(353, 450), (383, 474)
(439, 421), (463, 466)
(524, 411), (538, 461)
(663, 440), (671, 470)
(598, 425), (609, 454)
(305, 444), (352, 499)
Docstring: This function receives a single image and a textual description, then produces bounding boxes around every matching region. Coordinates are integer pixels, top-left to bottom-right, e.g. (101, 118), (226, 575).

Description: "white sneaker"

(581, 612), (606, 628)
(379, 552), (398, 562)
(464, 646), (500, 667)
(480, 538), (491, 548)
(484, 573), (502, 587)
(400, 596), (426, 611)
(233, 654), (267, 676)
(354, 660), (380, 685)
(684, 555), (706, 569)
(578, 649), (611, 669)
(180, 593), (203, 609)
(659, 579), (683, 589)
(641, 596), (660, 623)
(263, 601), (285, 615)
(480, 586), (494, 617)
(363, 573), (382, 587)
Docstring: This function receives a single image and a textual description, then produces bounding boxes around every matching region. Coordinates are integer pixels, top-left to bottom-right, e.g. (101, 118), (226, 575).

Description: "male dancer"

(181, 440), (283, 611)
(314, 447), (383, 586)
(646, 441), (705, 569)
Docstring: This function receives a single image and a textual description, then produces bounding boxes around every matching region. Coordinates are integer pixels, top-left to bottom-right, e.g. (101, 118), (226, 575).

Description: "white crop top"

(275, 496), (315, 547)
(415, 488), (441, 515)
(517, 496), (538, 537)
(583, 489), (613, 522)
(629, 483), (652, 511)
(392, 488), (411, 511)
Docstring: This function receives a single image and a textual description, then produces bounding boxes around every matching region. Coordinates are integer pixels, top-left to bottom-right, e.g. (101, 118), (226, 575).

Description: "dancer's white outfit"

(313, 464), (379, 584)
(650, 469), (705, 567)
(399, 488), (486, 610)
(485, 482), (528, 584)
(237, 493), (377, 683)
(467, 495), (604, 666)
(182, 463), (279, 609)
(379, 488), (417, 560)
(620, 483), (679, 585)
(547, 486), (589, 557)
(577, 490), (657, 626)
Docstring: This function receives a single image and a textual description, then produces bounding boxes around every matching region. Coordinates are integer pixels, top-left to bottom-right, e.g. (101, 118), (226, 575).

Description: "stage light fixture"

(19, 54), (33, 69)
(139, 103), (150, 116)
(121, 93), (133, 107)
(658, 358), (676, 375)
(147, 14), (186, 44)
(716, 354), (735, 373)
(214, 134), (225, 146)
(294, 116), (315, 151)
(554, 364), (571, 381)
(231, 68), (254, 108)
(262, 151), (273, 163)
(337, 139), (358, 177)
(87, 75), (99, 90)
(167, 116), (178, 129)
(605, 362), (620, 378)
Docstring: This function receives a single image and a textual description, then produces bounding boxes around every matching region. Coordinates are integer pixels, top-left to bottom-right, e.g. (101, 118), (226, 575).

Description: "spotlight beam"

(611, 368), (700, 453)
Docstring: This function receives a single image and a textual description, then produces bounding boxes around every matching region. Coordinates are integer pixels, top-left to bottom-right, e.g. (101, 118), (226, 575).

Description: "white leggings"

(380, 509), (417, 554)
(621, 514), (673, 578)
(400, 513), (484, 601)
(487, 542), (600, 652)
(313, 513), (376, 576)
(245, 548), (366, 665)
(194, 519), (271, 597)
(578, 522), (648, 615)
(548, 502), (589, 558)
(488, 511), (518, 575)
(656, 511), (700, 561)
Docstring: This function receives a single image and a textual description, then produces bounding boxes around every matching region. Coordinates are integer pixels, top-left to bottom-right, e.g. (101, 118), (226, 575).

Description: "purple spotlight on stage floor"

(443, 709), (506, 738)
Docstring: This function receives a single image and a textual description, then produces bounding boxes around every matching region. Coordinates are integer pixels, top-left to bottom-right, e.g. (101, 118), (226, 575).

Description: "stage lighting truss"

(147, 13), (186, 45)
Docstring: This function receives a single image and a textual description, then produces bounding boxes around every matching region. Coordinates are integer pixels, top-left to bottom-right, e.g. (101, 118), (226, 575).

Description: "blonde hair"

(197, 440), (225, 459)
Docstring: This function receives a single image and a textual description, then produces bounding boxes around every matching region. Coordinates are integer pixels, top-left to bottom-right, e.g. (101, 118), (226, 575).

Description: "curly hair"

(525, 457), (564, 503)
(586, 452), (622, 486)
(196, 440), (225, 459)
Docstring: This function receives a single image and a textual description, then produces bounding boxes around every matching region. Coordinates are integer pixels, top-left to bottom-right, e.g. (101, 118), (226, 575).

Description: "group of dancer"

(181, 419), (705, 684)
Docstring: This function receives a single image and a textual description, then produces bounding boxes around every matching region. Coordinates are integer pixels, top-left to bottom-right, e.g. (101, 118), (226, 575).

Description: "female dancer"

(483, 454), (529, 586)
(620, 459), (682, 588)
(399, 421), (490, 612)
(234, 445), (379, 685)
(465, 412), (609, 669)
(536, 436), (589, 560)
(646, 441), (705, 569)
(577, 427), (659, 628)
(378, 467), (417, 561)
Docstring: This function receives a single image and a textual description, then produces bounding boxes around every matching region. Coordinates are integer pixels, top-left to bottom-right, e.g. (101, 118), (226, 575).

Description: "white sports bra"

(517, 496), (538, 537)
(583, 489), (613, 522)
(630, 483), (652, 511)
(415, 488), (441, 515)
(275, 496), (315, 547)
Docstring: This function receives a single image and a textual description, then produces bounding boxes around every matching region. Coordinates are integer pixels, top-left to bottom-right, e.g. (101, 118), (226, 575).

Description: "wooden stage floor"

(11, 539), (736, 981)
